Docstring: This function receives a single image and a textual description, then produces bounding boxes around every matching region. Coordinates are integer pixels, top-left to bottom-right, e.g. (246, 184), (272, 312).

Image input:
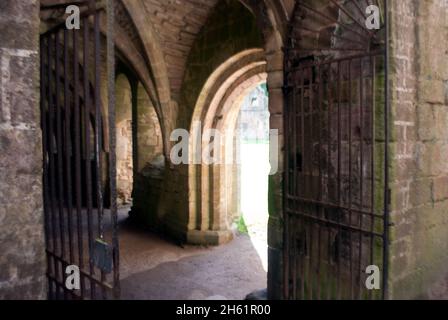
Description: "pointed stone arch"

(187, 49), (267, 244)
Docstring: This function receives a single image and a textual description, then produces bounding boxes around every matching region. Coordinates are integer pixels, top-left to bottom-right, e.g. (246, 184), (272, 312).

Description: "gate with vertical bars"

(40, 0), (119, 300)
(283, 0), (389, 299)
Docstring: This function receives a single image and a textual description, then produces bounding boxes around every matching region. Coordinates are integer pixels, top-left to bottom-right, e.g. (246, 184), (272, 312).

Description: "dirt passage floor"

(119, 210), (267, 300)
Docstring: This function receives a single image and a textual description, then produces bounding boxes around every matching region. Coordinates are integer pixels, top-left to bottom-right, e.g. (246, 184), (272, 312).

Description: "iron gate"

(283, 0), (389, 299)
(40, 1), (119, 300)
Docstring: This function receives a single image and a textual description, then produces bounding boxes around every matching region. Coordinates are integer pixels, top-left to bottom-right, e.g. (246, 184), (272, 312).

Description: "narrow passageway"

(118, 83), (270, 301)
(118, 208), (266, 300)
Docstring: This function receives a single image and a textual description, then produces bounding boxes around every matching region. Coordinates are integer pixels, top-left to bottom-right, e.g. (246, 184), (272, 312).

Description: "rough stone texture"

(389, 0), (448, 299)
(0, 0), (46, 299)
(135, 83), (164, 171)
(116, 74), (134, 205)
(131, 82), (165, 228)
(141, 0), (220, 98)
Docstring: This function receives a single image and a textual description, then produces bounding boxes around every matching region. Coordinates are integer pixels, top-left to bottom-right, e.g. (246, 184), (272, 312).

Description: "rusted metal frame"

(46, 274), (79, 300)
(72, 25), (86, 298)
(326, 63), (333, 300)
(94, 10), (104, 242)
(47, 251), (114, 291)
(282, 80), (291, 300)
(41, 6), (119, 300)
(291, 216), (297, 300)
(307, 65), (315, 300)
(291, 86), (298, 300)
(286, 195), (384, 219)
(299, 70), (306, 300)
(285, 208), (383, 238)
(41, 7), (105, 38)
(63, 29), (75, 268)
(93, 10), (107, 299)
(55, 30), (70, 300)
(297, 2), (372, 42)
(47, 35), (62, 299)
(46, 275), (84, 300)
(283, 41), (294, 300)
(299, 218), (306, 299)
(107, 0), (120, 299)
(292, 25), (367, 48)
(348, 59), (354, 300)
(287, 50), (384, 79)
(288, 48), (366, 53)
(46, 251), (80, 300)
(284, 0), (389, 300)
(358, 57), (365, 300)
(348, 0), (369, 21)
(336, 61), (342, 300)
(316, 65), (323, 300)
(41, 38), (55, 299)
(82, 15), (96, 300)
(54, 31), (67, 266)
(328, 0), (376, 39)
(369, 55), (376, 300)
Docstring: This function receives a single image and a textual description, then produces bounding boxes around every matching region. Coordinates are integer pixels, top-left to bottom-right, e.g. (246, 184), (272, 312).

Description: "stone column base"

(186, 230), (234, 245)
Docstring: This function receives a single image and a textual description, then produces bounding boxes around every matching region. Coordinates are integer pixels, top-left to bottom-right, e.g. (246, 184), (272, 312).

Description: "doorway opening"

(237, 84), (270, 271)
(38, 0), (282, 301)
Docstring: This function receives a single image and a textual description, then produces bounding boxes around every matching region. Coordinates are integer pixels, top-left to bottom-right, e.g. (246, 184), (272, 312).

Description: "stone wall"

(131, 82), (165, 228)
(136, 83), (164, 171)
(389, 0), (448, 299)
(116, 74), (134, 205)
(0, 0), (46, 299)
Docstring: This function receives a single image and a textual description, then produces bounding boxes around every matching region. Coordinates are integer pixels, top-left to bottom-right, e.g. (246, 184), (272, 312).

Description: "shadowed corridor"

(118, 208), (266, 300)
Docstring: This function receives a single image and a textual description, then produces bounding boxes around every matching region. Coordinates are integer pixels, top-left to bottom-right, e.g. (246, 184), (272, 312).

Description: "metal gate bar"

(284, 0), (389, 300)
(40, 1), (118, 300)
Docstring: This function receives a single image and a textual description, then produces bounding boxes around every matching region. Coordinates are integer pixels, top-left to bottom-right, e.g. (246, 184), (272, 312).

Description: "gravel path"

(119, 214), (266, 300)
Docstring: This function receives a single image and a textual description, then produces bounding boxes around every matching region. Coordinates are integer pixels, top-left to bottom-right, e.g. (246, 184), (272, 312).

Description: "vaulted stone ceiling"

(134, 0), (293, 101)
(141, 0), (220, 96)
(39, 0), (292, 111)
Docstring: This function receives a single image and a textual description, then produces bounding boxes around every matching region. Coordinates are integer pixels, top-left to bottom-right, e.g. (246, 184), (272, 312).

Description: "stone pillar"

(0, 0), (46, 299)
(389, 0), (448, 299)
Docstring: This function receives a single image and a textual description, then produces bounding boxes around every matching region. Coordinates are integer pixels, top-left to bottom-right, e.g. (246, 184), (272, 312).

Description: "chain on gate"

(283, 0), (389, 300)
(40, 0), (119, 300)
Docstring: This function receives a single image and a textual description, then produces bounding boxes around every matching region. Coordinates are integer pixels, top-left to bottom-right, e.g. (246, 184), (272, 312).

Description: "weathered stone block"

(409, 178), (433, 207)
(433, 176), (448, 202)
(419, 79), (446, 105)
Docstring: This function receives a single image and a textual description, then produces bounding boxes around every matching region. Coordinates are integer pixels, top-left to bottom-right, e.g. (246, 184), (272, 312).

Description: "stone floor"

(118, 210), (267, 300)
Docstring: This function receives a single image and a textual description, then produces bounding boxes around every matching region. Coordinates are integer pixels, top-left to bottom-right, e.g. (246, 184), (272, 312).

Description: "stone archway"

(187, 49), (267, 244)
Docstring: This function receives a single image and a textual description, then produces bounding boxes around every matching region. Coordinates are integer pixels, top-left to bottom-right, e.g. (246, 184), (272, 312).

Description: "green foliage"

(236, 216), (249, 235)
